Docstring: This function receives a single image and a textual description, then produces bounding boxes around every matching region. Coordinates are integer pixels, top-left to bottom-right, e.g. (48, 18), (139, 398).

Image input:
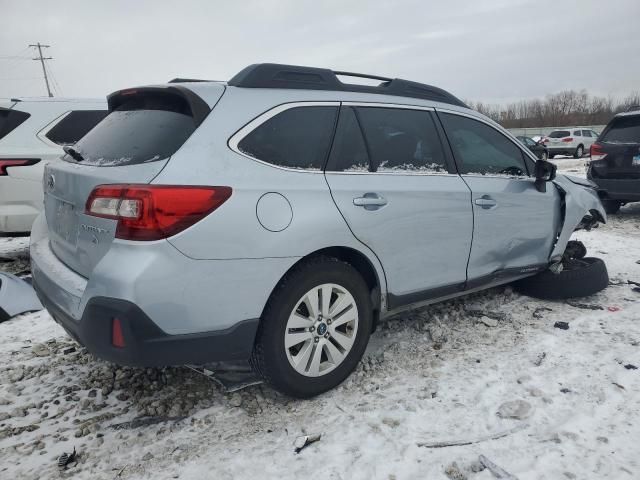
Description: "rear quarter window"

(67, 94), (197, 166)
(45, 110), (108, 145)
(237, 106), (338, 170)
(0, 109), (31, 140)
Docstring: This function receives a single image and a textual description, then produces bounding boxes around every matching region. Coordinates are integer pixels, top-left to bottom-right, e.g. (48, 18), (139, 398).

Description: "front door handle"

(474, 195), (497, 209)
(353, 193), (387, 210)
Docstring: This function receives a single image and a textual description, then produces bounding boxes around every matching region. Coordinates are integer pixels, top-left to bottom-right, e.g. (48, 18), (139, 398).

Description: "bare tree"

(469, 90), (640, 128)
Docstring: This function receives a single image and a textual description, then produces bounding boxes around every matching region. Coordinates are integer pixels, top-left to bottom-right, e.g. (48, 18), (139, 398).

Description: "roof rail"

(228, 63), (468, 108)
(626, 104), (640, 112)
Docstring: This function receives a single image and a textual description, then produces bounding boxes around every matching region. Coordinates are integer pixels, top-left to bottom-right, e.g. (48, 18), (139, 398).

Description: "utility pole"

(29, 42), (53, 97)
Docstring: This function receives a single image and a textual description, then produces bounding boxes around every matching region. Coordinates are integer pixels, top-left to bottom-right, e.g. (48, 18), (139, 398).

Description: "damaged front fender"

(549, 174), (606, 261)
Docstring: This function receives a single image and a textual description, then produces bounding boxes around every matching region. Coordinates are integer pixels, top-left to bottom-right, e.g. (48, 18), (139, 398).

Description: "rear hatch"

(546, 130), (571, 147)
(44, 86), (218, 278)
(590, 115), (640, 179)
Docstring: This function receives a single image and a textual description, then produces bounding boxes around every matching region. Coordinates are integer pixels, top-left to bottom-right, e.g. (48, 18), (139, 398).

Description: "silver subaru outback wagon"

(31, 64), (608, 397)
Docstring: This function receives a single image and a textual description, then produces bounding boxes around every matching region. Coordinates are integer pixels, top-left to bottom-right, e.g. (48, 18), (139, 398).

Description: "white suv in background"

(0, 97), (107, 233)
(544, 128), (599, 159)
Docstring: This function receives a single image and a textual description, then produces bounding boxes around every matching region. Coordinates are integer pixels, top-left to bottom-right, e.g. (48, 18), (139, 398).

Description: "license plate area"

(52, 199), (78, 247)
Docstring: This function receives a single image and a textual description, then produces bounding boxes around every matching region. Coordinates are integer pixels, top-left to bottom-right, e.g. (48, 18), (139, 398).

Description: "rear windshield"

(600, 116), (640, 144)
(66, 94), (196, 166)
(549, 130), (570, 138)
(0, 109), (30, 140)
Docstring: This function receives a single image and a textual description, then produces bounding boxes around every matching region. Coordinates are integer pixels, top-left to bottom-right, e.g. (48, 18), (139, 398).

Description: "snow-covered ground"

(1, 167), (639, 479)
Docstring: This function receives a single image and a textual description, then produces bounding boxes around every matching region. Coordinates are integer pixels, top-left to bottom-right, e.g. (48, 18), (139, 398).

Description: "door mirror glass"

(534, 159), (557, 192)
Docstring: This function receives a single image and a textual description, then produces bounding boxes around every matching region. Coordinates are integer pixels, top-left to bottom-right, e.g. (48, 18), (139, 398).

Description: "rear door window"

(356, 107), (447, 173)
(600, 116), (640, 143)
(582, 130), (592, 137)
(549, 130), (570, 138)
(325, 107), (370, 172)
(238, 106), (337, 170)
(45, 110), (108, 145)
(0, 109), (30, 140)
(68, 94), (198, 166)
(440, 113), (528, 176)
(573, 130), (582, 136)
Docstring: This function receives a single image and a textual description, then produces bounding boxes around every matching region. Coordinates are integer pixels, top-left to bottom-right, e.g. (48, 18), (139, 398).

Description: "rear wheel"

(574, 145), (584, 158)
(548, 153), (555, 159)
(251, 257), (372, 398)
(540, 151), (548, 161)
(601, 199), (621, 214)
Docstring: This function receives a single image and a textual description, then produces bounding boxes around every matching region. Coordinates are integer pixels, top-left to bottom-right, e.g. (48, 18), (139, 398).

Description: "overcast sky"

(1, 0), (639, 104)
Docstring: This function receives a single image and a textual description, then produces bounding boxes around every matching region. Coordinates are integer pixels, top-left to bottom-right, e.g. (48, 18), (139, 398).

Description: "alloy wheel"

(284, 283), (359, 377)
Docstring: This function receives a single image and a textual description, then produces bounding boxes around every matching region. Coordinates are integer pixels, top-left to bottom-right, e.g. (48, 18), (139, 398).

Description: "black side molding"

(228, 63), (468, 108)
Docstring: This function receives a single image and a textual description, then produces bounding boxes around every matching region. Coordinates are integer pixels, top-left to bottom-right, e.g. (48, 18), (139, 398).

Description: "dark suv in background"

(588, 109), (640, 213)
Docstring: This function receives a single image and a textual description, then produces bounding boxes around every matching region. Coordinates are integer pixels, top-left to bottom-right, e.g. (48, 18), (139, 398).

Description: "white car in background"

(0, 97), (107, 233)
(544, 128), (600, 159)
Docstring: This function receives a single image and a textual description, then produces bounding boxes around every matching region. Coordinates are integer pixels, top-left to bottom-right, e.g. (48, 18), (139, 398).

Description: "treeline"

(468, 90), (640, 128)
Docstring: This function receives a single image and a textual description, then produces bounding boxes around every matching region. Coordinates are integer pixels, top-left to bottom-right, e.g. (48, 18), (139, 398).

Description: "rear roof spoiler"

(106, 85), (211, 127)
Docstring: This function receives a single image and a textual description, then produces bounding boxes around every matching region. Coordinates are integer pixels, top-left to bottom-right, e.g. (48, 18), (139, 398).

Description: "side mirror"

(534, 159), (557, 193)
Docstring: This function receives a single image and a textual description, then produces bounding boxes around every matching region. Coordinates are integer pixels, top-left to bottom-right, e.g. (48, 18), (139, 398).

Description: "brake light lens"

(0, 158), (39, 176)
(86, 185), (232, 240)
(590, 143), (607, 161)
(561, 137), (573, 143)
(112, 318), (125, 348)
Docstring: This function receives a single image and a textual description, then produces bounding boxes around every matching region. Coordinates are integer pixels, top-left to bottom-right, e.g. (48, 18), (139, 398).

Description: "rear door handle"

(353, 193), (387, 210)
(474, 196), (497, 209)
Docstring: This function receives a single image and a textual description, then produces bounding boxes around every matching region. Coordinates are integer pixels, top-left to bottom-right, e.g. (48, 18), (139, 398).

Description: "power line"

(29, 42), (53, 97)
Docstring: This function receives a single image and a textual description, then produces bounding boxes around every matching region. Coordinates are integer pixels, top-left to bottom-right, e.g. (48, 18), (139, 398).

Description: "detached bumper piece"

(33, 280), (259, 367)
(0, 272), (43, 322)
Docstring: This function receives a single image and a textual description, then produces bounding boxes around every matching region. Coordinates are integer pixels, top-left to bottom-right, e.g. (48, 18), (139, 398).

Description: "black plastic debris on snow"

(58, 447), (77, 470)
(294, 434), (322, 454)
(110, 416), (187, 430)
(554, 321), (570, 330)
(533, 307), (552, 319)
(186, 362), (262, 392)
(624, 364), (638, 370)
(565, 300), (604, 310)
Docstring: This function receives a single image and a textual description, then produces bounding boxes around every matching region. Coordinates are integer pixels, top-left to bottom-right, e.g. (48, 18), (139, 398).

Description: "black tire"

(540, 151), (548, 161)
(250, 256), (372, 398)
(601, 199), (621, 214)
(574, 145), (584, 158)
(514, 257), (608, 300)
(548, 153), (555, 159)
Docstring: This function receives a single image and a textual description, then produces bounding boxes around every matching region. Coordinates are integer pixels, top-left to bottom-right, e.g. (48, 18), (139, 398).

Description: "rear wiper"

(63, 146), (85, 162)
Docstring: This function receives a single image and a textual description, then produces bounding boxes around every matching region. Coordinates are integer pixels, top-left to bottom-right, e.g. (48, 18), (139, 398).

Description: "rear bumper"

(588, 173), (640, 201)
(547, 146), (577, 156)
(33, 279), (259, 366)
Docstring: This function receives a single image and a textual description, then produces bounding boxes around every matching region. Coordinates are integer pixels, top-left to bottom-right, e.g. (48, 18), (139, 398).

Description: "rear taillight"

(542, 138), (549, 143)
(590, 143), (607, 161)
(561, 137), (573, 143)
(0, 158), (39, 176)
(112, 318), (125, 348)
(85, 184), (232, 241)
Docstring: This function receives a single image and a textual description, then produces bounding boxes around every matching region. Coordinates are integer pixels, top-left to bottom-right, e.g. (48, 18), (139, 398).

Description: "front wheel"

(251, 257), (372, 398)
